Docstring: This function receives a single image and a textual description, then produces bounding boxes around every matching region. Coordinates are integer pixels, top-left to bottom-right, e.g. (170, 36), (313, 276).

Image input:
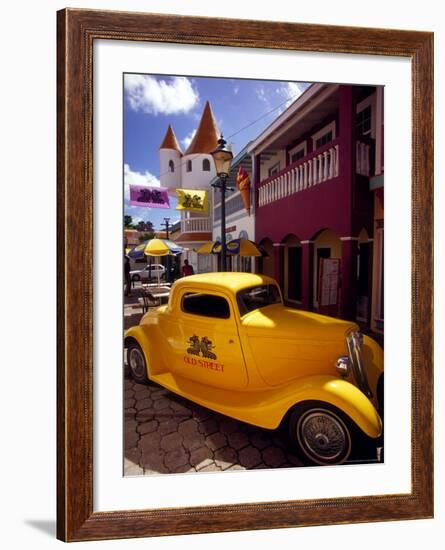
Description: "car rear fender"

(124, 325), (166, 376)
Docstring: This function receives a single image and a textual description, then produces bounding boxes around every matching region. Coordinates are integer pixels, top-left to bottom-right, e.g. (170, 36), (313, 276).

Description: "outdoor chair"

(138, 288), (161, 314)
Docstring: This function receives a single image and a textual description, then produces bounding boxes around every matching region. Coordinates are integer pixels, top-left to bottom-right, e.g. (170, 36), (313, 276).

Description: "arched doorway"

(282, 234), (302, 303)
(258, 238), (274, 278)
(312, 229), (342, 308)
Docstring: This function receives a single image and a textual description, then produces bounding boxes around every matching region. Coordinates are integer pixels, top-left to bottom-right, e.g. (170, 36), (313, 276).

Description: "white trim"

(340, 236), (359, 241)
(356, 91), (376, 139)
(273, 242), (286, 247)
(301, 240), (314, 244)
(268, 161), (281, 177)
(312, 120), (336, 149)
(288, 141), (307, 162)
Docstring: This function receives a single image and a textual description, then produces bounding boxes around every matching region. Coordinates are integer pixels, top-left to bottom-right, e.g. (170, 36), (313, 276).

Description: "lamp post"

(211, 135), (234, 272)
(161, 217), (171, 282)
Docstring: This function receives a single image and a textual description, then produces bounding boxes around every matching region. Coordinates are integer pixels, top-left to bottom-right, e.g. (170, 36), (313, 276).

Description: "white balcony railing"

(180, 217), (211, 233)
(258, 142), (339, 208)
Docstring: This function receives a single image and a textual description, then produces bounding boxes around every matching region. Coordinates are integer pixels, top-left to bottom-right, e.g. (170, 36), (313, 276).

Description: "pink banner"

(129, 184), (170, 209)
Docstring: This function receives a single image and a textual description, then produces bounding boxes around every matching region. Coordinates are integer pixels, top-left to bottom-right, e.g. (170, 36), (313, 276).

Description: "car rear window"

(237, 284), (282, 316)
(182, 292), (230, 319)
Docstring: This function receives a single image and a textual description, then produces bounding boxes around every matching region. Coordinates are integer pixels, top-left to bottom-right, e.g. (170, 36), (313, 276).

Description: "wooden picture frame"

(57, 8), (433, 542)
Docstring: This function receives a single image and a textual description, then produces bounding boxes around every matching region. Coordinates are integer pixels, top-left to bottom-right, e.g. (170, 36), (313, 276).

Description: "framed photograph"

(57, 9), (433, 542)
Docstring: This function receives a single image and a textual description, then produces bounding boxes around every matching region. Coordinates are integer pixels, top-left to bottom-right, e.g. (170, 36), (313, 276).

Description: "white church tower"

(159, 124), (182, 194)
(180, 100), (219, 188)
(159, 101), (220, 273)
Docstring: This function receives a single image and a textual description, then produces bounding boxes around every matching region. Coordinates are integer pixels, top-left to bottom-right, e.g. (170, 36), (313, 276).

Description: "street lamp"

(161, 217), (171, 282)
(211, 135), (233, 272)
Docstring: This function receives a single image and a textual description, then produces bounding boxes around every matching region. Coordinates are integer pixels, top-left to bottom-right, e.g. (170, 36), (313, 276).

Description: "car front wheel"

(126, 341), (149, 384)
(288, 402), (352, 466)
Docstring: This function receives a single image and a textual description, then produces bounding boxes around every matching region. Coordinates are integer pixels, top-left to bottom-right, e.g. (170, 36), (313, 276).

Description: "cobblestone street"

(124, 374), (305, 475)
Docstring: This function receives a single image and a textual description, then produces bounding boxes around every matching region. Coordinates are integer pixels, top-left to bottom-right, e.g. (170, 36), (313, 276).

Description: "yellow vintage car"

(125, 272), (384, 466)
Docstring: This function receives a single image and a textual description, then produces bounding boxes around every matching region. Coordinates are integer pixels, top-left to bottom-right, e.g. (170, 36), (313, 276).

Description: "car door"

(164, 288), (248, 390)
(141, 266), (149, 281)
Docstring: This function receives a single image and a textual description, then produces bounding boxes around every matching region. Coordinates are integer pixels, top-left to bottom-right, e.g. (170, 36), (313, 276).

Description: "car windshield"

(237, 284), (282, 316)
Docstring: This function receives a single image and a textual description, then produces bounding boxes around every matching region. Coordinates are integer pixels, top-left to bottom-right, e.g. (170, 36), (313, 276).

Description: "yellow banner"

(176, 189), (209, 213)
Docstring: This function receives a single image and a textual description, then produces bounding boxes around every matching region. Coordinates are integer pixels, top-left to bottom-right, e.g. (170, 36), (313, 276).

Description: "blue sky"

(124, 74), (309, 230)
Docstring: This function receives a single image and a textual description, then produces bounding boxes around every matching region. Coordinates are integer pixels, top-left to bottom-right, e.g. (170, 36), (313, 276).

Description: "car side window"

(181, 292), (230, 319)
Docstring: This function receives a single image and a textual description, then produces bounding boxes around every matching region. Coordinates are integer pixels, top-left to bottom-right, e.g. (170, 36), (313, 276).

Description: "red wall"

(256, 175), (350, 243)
(255, 85), (373, 244)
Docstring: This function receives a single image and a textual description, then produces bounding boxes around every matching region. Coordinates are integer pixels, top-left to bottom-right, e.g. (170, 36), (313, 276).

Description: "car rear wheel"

(127, 342), (149, 384)
(132, 274), (140, 283)
(289, 402), (352, 466)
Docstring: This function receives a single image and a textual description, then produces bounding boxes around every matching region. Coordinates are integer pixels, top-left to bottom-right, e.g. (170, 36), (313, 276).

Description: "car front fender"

(266, 375), (382, 438)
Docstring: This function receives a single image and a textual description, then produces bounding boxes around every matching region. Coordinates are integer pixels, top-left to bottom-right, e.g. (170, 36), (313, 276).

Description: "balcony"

(180, 217), (211, 233)
(258, 138), (340, 208)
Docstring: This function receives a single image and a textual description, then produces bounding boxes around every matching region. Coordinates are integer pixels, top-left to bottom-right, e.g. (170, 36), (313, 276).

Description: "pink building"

(249, 83), (384, 330)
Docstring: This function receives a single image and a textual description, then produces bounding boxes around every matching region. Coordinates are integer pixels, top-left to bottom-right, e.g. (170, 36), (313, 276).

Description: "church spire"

(185, 101), (220, 155)
(159, 124), (183, 154)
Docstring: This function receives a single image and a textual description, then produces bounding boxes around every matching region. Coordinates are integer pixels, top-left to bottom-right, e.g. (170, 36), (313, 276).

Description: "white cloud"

(277, 82), (309, 108)
(124, 75), (199, 115)
(181, 128), (196, 149)
(256, 87), (268, 103)
(124, 164), (160, 190)
(255, 87), (274, 113)
(233, 85), (239, 95)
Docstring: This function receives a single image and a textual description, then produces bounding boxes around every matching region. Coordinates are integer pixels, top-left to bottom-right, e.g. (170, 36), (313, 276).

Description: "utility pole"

(161, 217), (170, 239)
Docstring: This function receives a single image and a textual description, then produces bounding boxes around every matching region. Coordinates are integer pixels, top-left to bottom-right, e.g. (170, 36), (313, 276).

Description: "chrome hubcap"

(298, 410), (350, 463)
(129, 347), (146, 378)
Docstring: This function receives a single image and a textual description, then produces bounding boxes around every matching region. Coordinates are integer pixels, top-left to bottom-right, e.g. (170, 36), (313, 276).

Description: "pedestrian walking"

(181, 259), (194, 277)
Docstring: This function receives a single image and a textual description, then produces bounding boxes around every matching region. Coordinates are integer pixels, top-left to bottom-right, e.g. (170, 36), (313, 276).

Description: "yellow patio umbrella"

(143, 238), (183, 285)
(144, 238), (171, 256)
(196, 241), (222, 254)
(226, 238), (264, 257)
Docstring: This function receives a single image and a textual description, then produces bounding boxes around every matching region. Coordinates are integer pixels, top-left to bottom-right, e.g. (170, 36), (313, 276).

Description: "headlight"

(335, 356), (351, 378)
(346, 331), (372, 398)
